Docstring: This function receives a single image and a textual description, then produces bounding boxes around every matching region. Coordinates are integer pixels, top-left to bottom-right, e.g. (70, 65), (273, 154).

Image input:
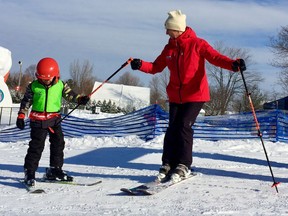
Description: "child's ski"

(40, 179), (102, 186)
(19, 180), (46, 194)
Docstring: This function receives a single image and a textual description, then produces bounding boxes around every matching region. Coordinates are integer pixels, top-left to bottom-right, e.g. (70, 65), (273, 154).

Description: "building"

(263, 96), (288, 110)
(90, 81), (150, 110)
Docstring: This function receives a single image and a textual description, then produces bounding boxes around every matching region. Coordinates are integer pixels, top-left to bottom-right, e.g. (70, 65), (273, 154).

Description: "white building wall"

(90, 81), (150, 109)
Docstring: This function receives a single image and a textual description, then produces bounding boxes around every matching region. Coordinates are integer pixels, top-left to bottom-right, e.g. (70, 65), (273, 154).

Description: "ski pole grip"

(127, 57), (133, 64)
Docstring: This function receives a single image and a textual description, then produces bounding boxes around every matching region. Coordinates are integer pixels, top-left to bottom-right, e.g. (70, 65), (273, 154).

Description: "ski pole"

(58, 57), (133, 124)
(239, 68), (280, 193)
(88, 58), (133, 97)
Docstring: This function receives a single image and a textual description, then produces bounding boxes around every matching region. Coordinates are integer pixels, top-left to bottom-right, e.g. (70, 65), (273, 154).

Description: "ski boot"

(155, 163), (171, 182)
(24, 169), (36, 187)
(170, 164), (191, 183)
(44, 167), (73, 182)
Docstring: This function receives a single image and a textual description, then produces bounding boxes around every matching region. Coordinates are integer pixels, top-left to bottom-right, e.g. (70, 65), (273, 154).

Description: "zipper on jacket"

(176, 42), (183, 103)
(44, 86), (49, 119)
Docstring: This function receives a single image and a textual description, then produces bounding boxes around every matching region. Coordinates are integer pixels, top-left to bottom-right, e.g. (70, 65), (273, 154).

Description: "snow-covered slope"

(0, 112), (287, 215)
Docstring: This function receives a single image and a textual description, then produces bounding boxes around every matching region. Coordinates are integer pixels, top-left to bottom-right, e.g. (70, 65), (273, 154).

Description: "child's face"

(39, 77), (54, 86)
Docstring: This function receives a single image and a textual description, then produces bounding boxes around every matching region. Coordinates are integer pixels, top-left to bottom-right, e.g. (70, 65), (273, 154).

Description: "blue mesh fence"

(0, 105), (288, 143)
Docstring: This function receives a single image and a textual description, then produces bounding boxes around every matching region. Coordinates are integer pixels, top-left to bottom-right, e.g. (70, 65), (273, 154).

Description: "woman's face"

(166, 29), (183, 39)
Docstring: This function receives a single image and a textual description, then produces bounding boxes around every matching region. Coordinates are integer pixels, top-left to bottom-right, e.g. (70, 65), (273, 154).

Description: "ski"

(121, 180), (161, 195)
(138, 172), (197, 195)
(121, 173), (196, 195)
(19, 180), (46, 194)
(40, 179), (102, 186)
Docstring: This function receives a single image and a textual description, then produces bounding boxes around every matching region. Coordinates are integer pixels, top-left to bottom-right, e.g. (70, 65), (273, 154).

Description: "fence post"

(9, 107), (12, 125)
(0, 107), (2, 124)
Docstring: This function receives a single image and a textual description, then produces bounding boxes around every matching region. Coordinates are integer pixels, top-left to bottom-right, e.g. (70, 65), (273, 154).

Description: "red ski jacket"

(139, 26), (235, 103)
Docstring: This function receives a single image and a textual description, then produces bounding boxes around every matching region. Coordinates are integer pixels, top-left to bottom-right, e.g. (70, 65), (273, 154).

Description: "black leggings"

(162, 102), (204, 169)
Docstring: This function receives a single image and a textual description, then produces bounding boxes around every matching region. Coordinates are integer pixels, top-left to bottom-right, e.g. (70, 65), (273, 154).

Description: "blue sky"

(1, 0), (288, 93)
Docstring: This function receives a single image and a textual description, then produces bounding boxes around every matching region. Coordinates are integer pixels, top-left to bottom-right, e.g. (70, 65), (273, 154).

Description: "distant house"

(90, 81), (150, 110)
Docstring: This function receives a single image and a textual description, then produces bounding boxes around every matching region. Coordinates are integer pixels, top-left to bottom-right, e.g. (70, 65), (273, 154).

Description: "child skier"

(16, 57), (90, 186)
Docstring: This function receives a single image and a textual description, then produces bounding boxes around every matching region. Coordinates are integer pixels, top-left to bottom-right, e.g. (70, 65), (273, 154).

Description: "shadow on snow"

(64, 147), (287, 183)
(0, 146), (287, 188)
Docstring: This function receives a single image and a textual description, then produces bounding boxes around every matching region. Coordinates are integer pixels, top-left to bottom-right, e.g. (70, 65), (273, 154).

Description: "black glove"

(131, 59), (142, 70)
(78, 95), (90, 105)
(16, 113), (25, 130)
(232, 59), (246, 72)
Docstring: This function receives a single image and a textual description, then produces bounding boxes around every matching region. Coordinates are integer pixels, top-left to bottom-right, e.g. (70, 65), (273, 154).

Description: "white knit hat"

(164, 10), (186, 32)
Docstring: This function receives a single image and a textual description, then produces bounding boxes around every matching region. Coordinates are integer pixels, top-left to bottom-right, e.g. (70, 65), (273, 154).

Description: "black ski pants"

(162, 102), (204, 169)
(24, 117), (65, 172)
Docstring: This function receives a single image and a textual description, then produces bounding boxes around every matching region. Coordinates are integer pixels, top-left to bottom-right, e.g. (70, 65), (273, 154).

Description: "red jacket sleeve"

(198, 39), (234, 71)
(139, 47), (168, 74)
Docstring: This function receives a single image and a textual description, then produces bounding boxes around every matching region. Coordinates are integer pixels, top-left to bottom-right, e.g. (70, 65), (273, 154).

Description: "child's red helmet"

(36, 57), (59, 80)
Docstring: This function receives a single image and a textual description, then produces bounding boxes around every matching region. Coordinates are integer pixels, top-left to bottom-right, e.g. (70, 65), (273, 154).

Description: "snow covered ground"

(0, 111), (288, 216)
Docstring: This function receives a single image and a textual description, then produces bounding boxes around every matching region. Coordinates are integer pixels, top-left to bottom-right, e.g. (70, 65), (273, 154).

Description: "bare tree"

(149, 76), (165, 109)
(232, 84), (267, 113)
(158, 69), (170, 96)
(21, 64), (35, 88)
(6, 64), (35, 94)
(204, 41), (264, 115)
(69, 59), (96, 95)
(269, 25), (288, 92)
(114, 71), (143, 86)
(24, 64), (36, 80)
(6, 72), (19, 90)
(6, 64), (35, 102)
(148, 69), (169, 111)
